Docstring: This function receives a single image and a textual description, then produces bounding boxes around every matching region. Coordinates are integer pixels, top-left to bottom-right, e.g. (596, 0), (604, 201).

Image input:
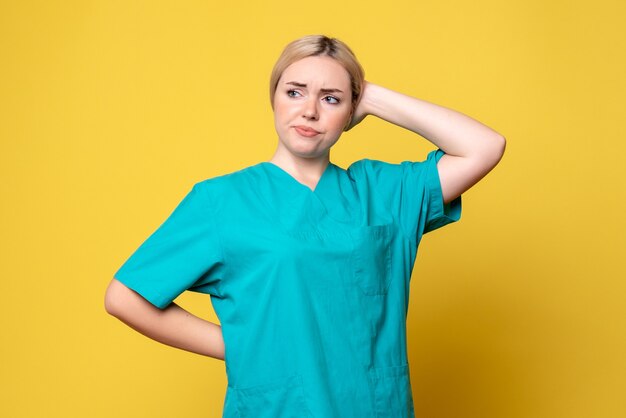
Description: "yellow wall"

(1, 1), (624, 417)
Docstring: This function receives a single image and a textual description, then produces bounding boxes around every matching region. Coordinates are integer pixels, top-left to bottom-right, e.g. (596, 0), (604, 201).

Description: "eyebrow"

(285, 81), (344, 94)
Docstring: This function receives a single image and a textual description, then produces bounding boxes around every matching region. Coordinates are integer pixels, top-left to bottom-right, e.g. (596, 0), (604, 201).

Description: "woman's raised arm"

(348, 82), (506, 204)
(104, 278), (225, 360)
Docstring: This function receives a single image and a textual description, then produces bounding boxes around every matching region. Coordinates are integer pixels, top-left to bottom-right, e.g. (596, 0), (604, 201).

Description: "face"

(272, 55), (353, 160)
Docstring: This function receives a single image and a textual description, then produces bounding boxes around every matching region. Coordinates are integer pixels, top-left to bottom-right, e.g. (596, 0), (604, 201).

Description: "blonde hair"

(269, 35), (365, 111)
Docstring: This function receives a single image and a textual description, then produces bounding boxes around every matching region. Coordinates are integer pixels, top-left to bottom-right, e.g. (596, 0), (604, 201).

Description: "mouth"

(293, 125), (321, 137)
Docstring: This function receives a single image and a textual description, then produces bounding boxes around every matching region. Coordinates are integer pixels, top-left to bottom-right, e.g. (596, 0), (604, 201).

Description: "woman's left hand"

(341, 80), (506, 204)
(344, 81), (371, 131)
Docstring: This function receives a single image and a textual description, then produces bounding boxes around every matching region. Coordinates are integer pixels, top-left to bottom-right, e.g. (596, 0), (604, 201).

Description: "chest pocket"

(350, 224), (393, 295)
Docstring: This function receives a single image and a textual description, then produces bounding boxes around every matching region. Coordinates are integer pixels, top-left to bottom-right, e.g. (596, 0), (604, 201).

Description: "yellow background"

(1, 0), (624, 417)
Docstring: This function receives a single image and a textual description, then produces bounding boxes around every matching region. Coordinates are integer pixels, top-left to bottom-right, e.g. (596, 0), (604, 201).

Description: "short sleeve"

(113, 182), (224, 308)
(351, 149), (462, 243)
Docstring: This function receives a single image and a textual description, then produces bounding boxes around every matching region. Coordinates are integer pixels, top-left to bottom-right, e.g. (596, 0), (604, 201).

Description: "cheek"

(328, 109), (351, 130)
(274, 99), (297, 120)
(272, 104), (289, 126)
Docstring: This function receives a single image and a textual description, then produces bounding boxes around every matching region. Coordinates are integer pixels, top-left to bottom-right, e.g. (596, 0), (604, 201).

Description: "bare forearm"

(105, 279), (225, 360)
(351, 81), (505, 203)
(361, 82), (505, 159)
(119, 301), (225, 360)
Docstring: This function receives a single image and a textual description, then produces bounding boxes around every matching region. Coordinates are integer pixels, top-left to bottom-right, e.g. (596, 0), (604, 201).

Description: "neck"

(268, 148), (331, 184)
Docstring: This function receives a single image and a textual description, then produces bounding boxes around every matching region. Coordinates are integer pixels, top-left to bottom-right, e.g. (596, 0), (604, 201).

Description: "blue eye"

(287, 90), (301, 98)
(323, 96), (340, 104)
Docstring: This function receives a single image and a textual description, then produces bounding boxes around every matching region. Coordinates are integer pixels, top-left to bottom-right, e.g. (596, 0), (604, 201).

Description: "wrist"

(359, 82), (385, 118)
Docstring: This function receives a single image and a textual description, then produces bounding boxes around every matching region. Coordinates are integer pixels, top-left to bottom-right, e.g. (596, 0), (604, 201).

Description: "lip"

(293, 125), (321, 137)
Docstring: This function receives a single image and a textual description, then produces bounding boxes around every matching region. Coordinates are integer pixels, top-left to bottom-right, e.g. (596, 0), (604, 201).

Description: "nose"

(302, 99), (319, 120)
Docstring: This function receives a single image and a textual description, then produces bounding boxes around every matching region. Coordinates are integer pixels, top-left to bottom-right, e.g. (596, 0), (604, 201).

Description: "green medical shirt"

(114, 149), (462, 418)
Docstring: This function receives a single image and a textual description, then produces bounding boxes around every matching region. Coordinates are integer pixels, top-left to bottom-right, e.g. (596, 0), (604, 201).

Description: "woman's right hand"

(105, 278), (225, 360)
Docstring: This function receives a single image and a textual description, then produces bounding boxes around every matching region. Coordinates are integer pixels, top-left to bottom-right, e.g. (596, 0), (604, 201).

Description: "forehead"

(280, 55), (351, 89)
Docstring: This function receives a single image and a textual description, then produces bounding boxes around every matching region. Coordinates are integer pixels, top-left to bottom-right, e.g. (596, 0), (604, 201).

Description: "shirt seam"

(196, 181), (228, 295)
(423, 149), (463, 233)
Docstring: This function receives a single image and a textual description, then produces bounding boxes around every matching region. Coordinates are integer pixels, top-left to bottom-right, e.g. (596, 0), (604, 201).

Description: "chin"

(288, 145), (328, 159)
(291, 149), (323, 159)
(284, 139), (318, 153)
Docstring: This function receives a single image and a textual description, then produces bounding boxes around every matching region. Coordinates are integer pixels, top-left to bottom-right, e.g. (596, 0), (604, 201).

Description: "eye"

(287, 89), (302, 98)
(323, 95), (340, 104)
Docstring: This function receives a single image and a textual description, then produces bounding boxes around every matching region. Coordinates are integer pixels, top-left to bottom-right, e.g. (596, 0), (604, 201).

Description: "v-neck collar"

(262, 161), (335, 193)
(254, 160), (359, 226)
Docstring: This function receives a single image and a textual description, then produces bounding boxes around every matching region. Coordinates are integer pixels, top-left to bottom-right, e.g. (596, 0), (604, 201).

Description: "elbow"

(105, 278), (159, 322)
(496, 134), (506, 158)
(104, 279), (126, 319)
(104, 286), (119, 318)
(485, 133), (506, 168)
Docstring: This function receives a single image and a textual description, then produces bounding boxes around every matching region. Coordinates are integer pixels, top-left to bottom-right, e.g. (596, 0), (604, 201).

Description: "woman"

(105, 35), (505, 418)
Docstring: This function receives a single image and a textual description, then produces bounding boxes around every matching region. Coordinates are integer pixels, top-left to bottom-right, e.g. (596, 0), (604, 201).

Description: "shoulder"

(345, 151), (446, 191)
(346, 158), (400, 180)
(347, 150), (445, 178)
(346, 158), (414, 188)
(193, 163), (263, 195)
